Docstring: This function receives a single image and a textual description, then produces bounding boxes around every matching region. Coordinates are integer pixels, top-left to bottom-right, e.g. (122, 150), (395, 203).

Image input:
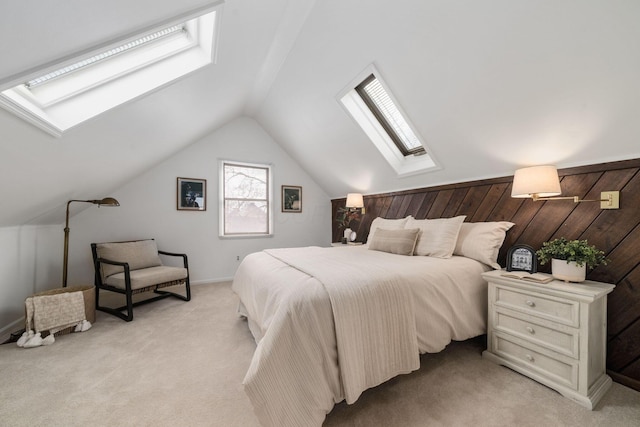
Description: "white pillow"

(366, 216), (411, 244)
(454, 221), (515, 269)
(406, 216), (466, 258)
(368, 228), (420, 256)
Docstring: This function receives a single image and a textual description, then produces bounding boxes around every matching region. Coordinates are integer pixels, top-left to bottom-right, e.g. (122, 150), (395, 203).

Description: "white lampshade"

(346, 193), (364, 208)
(511, 165), (562, 198)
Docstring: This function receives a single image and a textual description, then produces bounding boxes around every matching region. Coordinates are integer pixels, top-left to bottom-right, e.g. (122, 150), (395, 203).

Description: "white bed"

(232, 244), (492, 427)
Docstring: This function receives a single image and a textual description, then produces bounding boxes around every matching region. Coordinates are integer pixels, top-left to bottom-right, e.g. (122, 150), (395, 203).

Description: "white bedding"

(232, 245), (491, 427)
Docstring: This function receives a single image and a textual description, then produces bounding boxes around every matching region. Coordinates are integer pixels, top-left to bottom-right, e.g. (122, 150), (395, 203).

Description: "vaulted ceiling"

(2, 0), (639, 227)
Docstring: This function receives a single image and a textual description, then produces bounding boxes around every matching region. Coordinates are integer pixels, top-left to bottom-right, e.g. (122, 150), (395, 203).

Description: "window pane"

(354, 74), (426, 157)
(224, 200), (268, 234)
(224, 164), (268, 199)
(360, 77), (422, 152)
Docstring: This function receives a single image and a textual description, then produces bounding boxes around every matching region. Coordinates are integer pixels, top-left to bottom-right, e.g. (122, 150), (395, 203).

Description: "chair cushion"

(96, 240), (162, 278)
(104, 266), (188, 290)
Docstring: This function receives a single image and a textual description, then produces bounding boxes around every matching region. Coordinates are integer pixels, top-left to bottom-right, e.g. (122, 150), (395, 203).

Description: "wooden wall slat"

(416, 192), (438, 219)
(470, 183), (509, 222)
(442, 188), (469, 218)
(428, 189), (455, 218)
(590, 225), (640, 285)
(607, 266), (640, 337)
(579, 171), (640, 254)
(620, 357), (640, 386)
(453, 185), (490, 219)
(405, 192), (427, 217)
(486, 185), (523, 222)
(608, 320), (640, 371)
(331, 158), (640, 390)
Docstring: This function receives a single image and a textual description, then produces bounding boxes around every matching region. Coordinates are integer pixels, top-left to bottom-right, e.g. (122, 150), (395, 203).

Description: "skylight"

(0, 2), (222, 137)
(355, 74), (426, 156)
(339, 65), (438, 177)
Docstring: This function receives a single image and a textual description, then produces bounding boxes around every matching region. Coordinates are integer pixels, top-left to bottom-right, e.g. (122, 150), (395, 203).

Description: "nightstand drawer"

(492, 333), (578, 390)
(495, 310), (579, 358)
(494, 286), (579, 327)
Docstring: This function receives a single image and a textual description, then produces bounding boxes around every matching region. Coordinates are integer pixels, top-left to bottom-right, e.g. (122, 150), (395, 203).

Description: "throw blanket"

(265, 247), (420, 403)
(25, 291), (86, 335)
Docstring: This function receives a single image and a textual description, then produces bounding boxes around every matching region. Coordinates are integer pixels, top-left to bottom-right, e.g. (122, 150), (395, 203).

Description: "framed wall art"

(177, 177), (206, 211)
(506, 244), (538, 273)
(282, 185), (302, 213)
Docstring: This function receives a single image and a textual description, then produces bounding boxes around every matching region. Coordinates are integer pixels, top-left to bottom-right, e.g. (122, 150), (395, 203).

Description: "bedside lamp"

(346, 193), (365, 213)
(511, 166), (619, 209)
(63, 197), (120, 287)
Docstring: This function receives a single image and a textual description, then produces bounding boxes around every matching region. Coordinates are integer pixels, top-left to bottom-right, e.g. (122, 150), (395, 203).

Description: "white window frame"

(0, 2), (223, 137)
(219, 160), (273, 238)
(338, 64), (439, 177)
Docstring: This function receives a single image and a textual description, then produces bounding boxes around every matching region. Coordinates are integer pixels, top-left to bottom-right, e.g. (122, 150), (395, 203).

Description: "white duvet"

(232, 246), (490, 427)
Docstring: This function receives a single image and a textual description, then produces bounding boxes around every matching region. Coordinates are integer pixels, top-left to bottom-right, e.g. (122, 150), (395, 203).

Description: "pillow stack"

(366, 215), (514, 269)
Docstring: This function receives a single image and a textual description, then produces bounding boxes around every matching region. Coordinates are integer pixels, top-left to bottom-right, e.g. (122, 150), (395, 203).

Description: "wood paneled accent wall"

(331, 158), (640, 391)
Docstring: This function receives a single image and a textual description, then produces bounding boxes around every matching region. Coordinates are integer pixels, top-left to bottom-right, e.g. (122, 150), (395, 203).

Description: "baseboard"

(0, 317), (25, 344)
(608, 370), (640, 392)
(191, 277), (234, 285)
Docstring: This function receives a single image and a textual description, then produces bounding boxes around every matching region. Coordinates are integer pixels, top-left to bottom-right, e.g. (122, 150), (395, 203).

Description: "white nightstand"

(482, 269), (615, 410)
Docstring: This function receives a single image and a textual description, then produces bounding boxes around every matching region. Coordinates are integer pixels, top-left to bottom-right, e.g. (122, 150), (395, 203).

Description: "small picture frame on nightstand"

(506, 244), (538, 273)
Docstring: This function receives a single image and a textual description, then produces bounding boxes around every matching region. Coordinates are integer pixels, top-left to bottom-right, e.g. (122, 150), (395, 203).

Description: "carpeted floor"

(1, 282), (638, 426)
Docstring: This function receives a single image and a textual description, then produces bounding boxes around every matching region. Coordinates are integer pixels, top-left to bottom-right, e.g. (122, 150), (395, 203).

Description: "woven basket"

(28, 286), (96, 336)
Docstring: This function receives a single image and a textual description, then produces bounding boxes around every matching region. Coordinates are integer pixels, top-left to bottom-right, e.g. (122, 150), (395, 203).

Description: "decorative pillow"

(366, 216), (412, 244)
(368, 228), (420, 256)
(454, 221), (515, 269)
(405, 216), (466, 258)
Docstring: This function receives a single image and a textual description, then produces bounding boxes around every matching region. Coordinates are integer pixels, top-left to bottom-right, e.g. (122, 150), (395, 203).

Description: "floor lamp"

(63, 197), (120, 287)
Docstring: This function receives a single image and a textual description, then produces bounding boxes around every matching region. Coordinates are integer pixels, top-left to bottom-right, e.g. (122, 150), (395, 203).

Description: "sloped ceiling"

(1, 0), (640, 227)
(0, 0), (313, 226)
(256, 0), (640, 197)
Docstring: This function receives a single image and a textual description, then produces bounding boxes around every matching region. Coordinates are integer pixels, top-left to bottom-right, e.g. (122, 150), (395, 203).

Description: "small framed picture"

(282, 185), (302, 212)
(177, 177), (206, 211)
(506, 244), (538, 273)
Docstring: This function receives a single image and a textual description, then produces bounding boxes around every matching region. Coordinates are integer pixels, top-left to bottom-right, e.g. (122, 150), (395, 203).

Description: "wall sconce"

(63, 197), (120, 287)
(346, 193), (366, 214)
(511, 165), (619, 209)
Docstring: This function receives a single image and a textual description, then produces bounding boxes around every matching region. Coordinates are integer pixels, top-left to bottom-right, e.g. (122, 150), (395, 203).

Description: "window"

(0, 2), (222, 137)
(220, 161), (272, 237)
(339, 65), (438, 177)
(355, 74), (425, 156)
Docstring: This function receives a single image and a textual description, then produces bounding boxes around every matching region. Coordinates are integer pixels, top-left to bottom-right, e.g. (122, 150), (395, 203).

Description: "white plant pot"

(551, 259), (586, 283)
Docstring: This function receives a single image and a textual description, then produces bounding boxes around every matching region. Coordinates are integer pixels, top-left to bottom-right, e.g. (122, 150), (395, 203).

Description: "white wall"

(0, 225), (61, 336)
(64, 116), (331, 287)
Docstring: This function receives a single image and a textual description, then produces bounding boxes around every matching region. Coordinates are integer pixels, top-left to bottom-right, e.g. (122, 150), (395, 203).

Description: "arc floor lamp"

(63, 197), (120, 287)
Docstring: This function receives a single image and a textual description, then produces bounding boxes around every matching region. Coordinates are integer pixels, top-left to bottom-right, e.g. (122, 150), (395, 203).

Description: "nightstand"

(331, 242), (364, 247)
(482, 269), (615, 409)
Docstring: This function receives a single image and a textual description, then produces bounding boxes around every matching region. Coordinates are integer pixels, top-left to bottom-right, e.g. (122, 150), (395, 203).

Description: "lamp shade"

(346, 193), (364, 208)
(95, 197), (120, 206)
(511, 165), (562, 198)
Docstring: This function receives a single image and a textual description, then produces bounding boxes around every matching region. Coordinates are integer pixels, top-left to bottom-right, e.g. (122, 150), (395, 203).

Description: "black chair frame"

(91, 241), (191, 322)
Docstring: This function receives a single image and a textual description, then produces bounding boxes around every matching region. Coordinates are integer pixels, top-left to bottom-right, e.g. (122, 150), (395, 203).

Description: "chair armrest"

(96, 257), (130, 268)
(95, 258), (132, 292)
(158, 250), (189, 269)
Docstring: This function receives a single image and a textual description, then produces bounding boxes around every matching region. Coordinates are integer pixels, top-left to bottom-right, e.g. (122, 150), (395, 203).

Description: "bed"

(232, 217), (514, 427)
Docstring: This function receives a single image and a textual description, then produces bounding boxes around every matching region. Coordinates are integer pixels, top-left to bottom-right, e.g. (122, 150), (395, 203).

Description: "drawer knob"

(525, 300), (536, 307)
(525, 354), (535, 362)
(526, 326), (535, 334)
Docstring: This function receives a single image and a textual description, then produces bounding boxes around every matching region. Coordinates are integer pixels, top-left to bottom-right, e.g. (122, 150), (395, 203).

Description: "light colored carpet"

(1, 282), (638, 427)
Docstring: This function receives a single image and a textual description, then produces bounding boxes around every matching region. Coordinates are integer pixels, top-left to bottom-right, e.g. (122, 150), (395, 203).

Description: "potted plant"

(536, 238), (609, 282)
(335, 207), (360, 244)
